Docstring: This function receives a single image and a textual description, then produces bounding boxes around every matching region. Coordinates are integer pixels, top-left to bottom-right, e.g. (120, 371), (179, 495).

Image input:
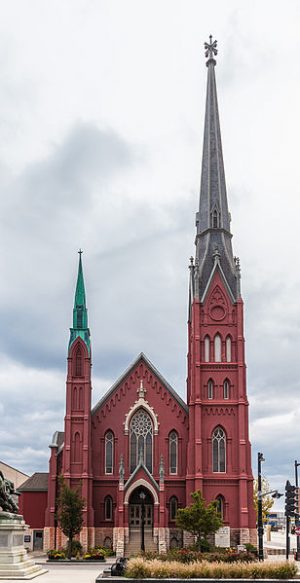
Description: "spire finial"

(204, 35), (218, 66)
(78, 248), (83, 257)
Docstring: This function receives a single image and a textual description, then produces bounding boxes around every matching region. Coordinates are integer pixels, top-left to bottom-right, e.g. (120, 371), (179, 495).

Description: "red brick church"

(19, 38), (256, 554)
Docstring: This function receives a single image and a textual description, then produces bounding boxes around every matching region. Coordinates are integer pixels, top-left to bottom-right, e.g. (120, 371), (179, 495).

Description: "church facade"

(20, 38), (256, 554)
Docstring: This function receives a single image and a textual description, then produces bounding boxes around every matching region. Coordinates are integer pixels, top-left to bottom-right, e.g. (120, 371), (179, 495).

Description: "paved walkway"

(0, 555), (113, 582)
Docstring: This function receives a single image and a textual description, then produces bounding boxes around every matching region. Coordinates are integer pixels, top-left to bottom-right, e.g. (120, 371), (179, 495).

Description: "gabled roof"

(124, 460), (159, 493)
(18, 472), (48, 492)
(92, 352), (188, 415)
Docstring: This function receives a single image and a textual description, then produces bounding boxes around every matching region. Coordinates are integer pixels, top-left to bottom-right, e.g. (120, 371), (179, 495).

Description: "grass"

(125, 557), (298, 579)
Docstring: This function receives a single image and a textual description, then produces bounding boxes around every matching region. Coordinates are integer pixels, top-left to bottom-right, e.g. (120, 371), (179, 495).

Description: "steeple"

(194, 36), (239, 301)
(69, 250), (91, 353)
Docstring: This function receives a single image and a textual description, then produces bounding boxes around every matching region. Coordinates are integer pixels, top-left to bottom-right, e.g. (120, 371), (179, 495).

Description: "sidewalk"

(0, 555), (114, 583)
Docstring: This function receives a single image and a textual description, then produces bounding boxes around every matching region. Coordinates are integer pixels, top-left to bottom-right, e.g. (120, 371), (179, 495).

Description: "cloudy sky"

(0, 0), (300, 507)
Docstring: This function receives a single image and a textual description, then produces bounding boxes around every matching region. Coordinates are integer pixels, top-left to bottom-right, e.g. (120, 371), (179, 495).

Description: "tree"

(176, 490), (223, 548)
(253, 478), (274, 523)
(56, 476), (85, 559)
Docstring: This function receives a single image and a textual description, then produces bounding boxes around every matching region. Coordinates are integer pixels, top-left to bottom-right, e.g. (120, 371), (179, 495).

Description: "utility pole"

(257, 452), (264, 561)
(295, 461), (300, 561)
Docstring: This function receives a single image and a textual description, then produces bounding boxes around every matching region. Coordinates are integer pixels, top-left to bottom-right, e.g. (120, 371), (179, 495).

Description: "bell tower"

(186, 37), (256, 545)
(62, 251), (94, 548)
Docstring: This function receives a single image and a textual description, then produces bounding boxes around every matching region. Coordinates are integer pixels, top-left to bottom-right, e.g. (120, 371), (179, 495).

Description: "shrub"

(83, 547), (105, 560)
(70, 540), (83, 557)
(125, 557), (298, 579)
(47, 549), (66, 560)
(139, 547), (256, 564)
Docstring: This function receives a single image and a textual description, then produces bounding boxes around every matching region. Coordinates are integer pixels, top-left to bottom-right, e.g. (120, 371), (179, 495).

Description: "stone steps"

(125, 530), (157, 557)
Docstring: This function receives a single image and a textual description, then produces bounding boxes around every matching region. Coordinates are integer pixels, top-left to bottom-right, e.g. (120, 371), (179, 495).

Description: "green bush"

(83, 547), (105, 560)
(70, 540), (83, 557)
(47, 549), (66, 560)
(139, 547), (256, 564)
(125, 557), (298, 579)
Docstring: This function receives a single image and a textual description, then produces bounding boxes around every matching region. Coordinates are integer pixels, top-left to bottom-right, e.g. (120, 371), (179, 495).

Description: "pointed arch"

(207, 379), (214, 400)
(104, 496), (113, 521)
(169, 430), (178, 474)
(72, 431), (81, 463)
(214, 334), (222, 362)
(212, 426), (226, 472)
(105, 430), (114, 474)
(169, 496), (178, 521)
(216, 494), (225, 520)
(226, 335), (232, 362)
(124, 479), (159, 505)
(204, 335), (210, 362)
(223, 378), (230, 400)
(129, 409), (153, 473)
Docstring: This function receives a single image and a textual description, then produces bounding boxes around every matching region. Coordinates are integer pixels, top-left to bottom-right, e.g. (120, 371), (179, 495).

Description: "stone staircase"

(125, 528), (157, 557)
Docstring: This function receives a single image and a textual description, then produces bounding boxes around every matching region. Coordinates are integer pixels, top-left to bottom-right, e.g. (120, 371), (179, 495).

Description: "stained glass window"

(130, 409), (153, 473)
(212, 427), (226, 472)
(169, 431), (178, 474)
(169, 496), (178, 521)
(208, 379), (214, 400)
(105, 431), (114, 474)
(104, 496), (113, 521)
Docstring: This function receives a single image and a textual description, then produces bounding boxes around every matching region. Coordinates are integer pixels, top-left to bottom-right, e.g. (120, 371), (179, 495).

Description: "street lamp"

(295, 461), (300, 561)
(257, 452), (265, 561)
(140, 491), (146, 552)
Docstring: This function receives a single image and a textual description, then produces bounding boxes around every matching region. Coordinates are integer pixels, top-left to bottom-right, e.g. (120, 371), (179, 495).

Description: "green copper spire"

(69, 250), (91, 353)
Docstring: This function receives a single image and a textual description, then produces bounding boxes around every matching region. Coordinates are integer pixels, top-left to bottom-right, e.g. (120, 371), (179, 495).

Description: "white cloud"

(0, 0), (299, 489)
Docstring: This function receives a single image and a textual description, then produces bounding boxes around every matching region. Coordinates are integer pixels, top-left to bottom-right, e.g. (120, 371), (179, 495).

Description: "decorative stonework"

(124, 380), (159, 434)
(208, 285), (227, 321)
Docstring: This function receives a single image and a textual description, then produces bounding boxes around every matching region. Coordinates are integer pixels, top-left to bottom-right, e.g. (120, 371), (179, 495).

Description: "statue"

(0, 471), (19, 514)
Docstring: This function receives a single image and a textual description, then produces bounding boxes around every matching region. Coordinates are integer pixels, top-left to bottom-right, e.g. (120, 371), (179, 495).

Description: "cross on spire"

(204, 35), (218, 65)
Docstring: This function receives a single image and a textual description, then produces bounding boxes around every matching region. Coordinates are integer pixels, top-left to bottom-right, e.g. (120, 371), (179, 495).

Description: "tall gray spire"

(195, 36), (239, 301)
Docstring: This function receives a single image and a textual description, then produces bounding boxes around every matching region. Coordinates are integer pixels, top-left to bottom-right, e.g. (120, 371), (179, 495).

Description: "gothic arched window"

(208, 379), (214, 400)
(104, 496), (113, 521)
(223, 379), (230, 400)
(211, 208), (220, 228)
(130, 409), (153, 473)
(212, 427), (226, 473)
(204, 336), (210, 362)
(226, 336), (232, 362)
(72, 431), (81, 463)
(75, 345), (83, 377)
(105, 431), (114, 474)
(169, 496), (178, 521)
(169, 431), (178, 474)
(214, 334), (221, 362)
(216, 495), (225, 520)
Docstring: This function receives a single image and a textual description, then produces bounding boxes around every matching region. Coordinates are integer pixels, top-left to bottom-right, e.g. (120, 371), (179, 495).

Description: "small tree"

(56, 476), (85, 559)
(176, 490), (223, 549)
(253, 478), (274, 524)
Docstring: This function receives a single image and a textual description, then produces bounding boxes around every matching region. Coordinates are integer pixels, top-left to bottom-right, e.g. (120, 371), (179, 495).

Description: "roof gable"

(92, 352), (188, 415)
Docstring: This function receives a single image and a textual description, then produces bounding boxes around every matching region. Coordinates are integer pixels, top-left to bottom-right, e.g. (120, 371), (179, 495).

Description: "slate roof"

(92, 352), (188, 415)
(194, 39), (239, 301)
(49, 431), (64, 448)
(18, 472), (48, 492)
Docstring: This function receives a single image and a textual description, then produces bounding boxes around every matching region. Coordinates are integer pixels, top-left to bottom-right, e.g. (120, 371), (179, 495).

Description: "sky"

(0, 0), (300, 509)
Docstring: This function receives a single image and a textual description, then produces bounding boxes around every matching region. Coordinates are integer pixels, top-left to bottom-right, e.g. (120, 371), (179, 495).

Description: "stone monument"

(0, 470), (47, 579)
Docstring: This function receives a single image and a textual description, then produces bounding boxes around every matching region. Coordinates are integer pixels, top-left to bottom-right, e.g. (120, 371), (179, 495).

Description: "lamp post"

(257, 452), (265, 561)
(295, 461), (300, 561)
(140, 491), (146, 552)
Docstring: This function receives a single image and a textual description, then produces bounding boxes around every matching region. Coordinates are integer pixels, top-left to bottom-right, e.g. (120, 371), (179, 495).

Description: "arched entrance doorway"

(128, 486), (154, 553)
